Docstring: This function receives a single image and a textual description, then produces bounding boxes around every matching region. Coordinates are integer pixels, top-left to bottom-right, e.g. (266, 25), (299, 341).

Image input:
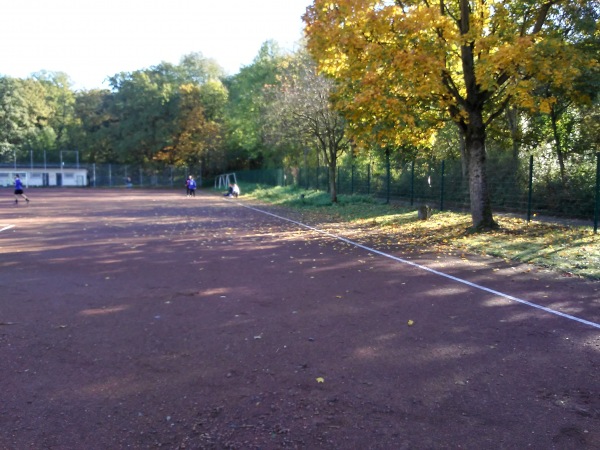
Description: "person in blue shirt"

(188, 176), (197, 197)
(14, 175), (30, 205)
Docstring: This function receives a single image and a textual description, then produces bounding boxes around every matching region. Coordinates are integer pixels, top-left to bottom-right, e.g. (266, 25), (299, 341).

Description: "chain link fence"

(0, 160), (202, 190)
(3, 152), (599, 231)
(87, 164), (197, 189)
(237, 153), (600, 232)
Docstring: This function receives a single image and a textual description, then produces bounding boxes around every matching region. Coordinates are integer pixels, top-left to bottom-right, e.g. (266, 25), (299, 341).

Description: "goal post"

(215, 173), (237, 190)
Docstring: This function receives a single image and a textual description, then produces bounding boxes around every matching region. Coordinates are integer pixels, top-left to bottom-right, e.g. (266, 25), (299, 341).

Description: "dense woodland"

(1, 1), (599, 228)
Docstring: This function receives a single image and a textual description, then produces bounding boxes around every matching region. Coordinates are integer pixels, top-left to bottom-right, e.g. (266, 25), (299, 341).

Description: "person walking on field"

(14, 175), (30, 205)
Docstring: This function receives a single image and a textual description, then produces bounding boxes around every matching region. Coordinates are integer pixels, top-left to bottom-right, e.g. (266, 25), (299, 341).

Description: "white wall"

(0, 169), (88, 187)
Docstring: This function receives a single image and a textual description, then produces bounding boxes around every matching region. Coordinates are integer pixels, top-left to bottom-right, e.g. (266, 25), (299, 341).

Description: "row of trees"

(1, 1), (599, 229)
(0, 54), (231, 177)
(0, 43), (348, 193)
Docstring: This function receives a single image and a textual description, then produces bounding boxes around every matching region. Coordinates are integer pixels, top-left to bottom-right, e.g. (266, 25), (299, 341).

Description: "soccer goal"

(215, 173), (237, 190)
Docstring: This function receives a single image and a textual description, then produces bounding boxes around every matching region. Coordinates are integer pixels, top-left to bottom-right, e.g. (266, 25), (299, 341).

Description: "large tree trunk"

(458, 0), (497, 231)
(457, 125), (469, 179)
(320, 139), (339, 203)
(464, 117), (497, 230)
(328, 162), (337, 203)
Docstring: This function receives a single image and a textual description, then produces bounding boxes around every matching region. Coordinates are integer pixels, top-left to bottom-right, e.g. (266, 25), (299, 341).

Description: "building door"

(56, 173), (62, 187)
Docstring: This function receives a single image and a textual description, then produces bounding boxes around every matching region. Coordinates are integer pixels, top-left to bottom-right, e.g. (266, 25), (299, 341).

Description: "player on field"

(14, 175), (30, 205)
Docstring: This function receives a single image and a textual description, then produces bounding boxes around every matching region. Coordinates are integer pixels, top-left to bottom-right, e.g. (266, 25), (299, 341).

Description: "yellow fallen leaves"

(316, 377), (325, 383)
(407, 320), (415, 326)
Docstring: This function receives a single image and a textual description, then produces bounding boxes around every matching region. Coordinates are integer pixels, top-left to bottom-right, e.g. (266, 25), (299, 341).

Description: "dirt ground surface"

(1, 189), (599, 450)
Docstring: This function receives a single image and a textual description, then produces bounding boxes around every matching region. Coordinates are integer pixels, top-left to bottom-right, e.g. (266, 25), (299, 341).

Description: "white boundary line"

(0, 225), (15, 233)
(242, 203), (600, 331)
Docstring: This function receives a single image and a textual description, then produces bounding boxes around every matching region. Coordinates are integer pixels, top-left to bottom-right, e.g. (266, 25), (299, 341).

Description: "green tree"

(71, 89), (117, 163)
(32, 71), (76, 151)
(154, 83), (225, 176)
(107, 68), (179, 165)
(224, 41), (285, 169)
(199, 79), (228, 122)
(179, 52), (225, 84)
(0, 76), (56, 161)
(104, 56), (228, 172)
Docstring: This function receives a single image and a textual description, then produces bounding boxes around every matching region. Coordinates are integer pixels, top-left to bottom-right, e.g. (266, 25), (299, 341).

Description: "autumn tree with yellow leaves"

(304, 0), (599, 230)
(154, 81), (227, 173)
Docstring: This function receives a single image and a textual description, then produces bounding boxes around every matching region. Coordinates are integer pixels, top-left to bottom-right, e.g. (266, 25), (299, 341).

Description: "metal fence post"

(527, 155), (534, 223)
(410, 160), (415, 206)
(386, 148), (391, 204)
(440, 160), (445, 211)
(594, 153), (599, 234)
(316, 166), (319, 191)
(305, 166), (309, 190)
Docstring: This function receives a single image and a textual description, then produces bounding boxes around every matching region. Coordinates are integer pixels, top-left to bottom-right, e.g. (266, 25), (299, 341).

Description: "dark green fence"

(3, 151), (599, 231)
(87, 164), (198, 189)
(237, 153), (600, 232)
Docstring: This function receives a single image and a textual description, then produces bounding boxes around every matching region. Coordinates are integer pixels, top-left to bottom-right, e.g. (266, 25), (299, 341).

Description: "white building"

(0, 168), (88, 187)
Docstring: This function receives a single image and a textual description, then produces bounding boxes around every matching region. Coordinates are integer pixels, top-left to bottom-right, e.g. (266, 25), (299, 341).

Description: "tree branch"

(532, 1), (560, 34)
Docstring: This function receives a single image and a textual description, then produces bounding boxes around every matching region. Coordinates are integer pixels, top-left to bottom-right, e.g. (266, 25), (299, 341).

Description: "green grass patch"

(241, 184), (600, 280)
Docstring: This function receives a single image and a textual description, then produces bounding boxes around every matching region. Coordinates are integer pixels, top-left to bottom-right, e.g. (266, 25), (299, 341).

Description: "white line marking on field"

(242, 203), (600, 330)
(0, 225), (15, 233)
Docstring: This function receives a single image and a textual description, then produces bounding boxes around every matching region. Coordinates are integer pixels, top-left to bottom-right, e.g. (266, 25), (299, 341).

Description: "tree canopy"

(304, 0), (600, 228)
(265, 51), (348, 201)
(0, 32), (598, 219)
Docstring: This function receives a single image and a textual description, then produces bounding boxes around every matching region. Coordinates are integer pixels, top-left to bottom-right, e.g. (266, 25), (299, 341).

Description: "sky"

(0, 0), (311, 90)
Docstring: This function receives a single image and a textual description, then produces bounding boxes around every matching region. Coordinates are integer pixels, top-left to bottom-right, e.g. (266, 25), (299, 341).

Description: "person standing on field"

(188, 176), (197, 197)
(14, 175), (30, 205)
(185, 175), (191, 196)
